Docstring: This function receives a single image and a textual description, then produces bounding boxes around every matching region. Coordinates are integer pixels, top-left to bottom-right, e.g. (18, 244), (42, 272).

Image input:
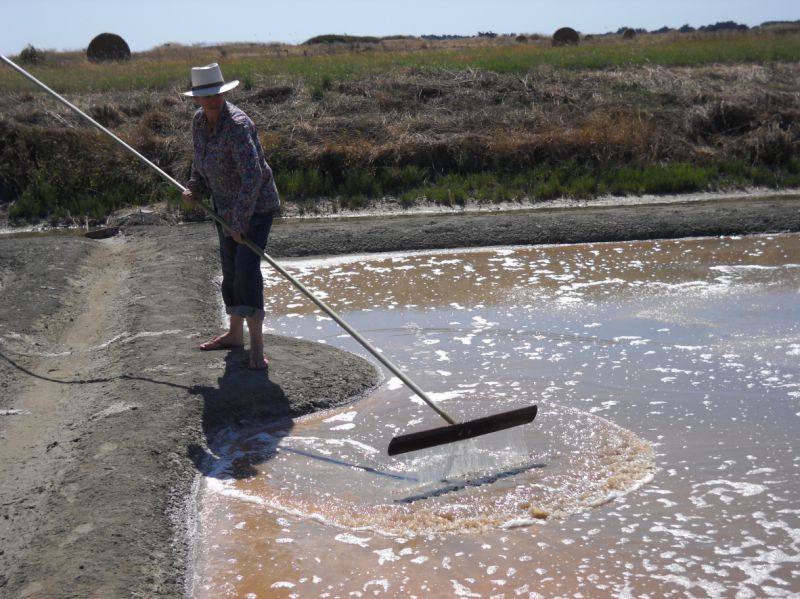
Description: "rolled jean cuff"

(227, 305), (265, 321)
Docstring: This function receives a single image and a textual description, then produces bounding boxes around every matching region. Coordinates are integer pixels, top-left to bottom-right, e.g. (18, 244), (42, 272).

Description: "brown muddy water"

(190, 233), (800, 598)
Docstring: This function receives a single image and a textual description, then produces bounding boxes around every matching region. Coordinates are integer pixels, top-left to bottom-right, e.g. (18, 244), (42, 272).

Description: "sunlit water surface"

(191, 233), (800, 598)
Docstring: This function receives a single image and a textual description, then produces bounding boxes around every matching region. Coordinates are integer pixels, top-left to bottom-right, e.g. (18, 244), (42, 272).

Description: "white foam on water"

(408, 389), (471, 406)
(270, 581), (295, 589)
(195, 233), (800, 598)
(373, 548), (400, 565)
(386, 377), (403, 390)
(329, 423), (355, 431)
(323, 411), (357, 423)
(335, 533), (371, 547)
(198, 400), (655, 539)
(694, 479), (767, 497)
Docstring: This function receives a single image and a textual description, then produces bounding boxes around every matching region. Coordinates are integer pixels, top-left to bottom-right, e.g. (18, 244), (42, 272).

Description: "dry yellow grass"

(1, 31), (799, 221)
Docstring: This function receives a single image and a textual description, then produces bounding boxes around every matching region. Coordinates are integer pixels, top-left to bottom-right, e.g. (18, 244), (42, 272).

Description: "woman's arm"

(228, 120), (264, 235)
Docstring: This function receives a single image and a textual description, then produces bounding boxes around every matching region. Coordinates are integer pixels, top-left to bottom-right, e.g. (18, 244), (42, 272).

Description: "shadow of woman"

(187, 350), (295, 480)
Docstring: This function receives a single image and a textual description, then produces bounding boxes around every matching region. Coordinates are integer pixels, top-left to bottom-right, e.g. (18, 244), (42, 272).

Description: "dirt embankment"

(268, 195), (800, 256)
(0, 223), (379, 598)
(2, 60), (799, 224)
(1, 197), (800, 597)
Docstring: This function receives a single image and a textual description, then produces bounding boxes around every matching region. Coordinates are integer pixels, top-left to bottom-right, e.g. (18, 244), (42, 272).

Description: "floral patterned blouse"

(188, 101), (280, 234)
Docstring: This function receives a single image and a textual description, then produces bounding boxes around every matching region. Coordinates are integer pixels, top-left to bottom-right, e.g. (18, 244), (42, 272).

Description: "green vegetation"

(277, 161), (800, 211)
(9, 166), (176, 222)
(3, 32), (799, 93)
(303, 35), (383, 45)
(18, 44), (46, 65)
(0, 123), (180, 223)
(1, 29), (799, 224)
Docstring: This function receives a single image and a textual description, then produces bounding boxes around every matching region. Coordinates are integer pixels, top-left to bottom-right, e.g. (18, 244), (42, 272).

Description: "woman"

(181, 63), (280, 370)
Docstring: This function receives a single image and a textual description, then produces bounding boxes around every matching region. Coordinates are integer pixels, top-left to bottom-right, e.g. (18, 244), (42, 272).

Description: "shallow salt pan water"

(191, 233), (800, 598)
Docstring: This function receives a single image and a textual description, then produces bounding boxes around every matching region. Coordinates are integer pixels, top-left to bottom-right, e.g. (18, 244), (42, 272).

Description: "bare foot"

(198, 332), (244, 351)
(248, 351), (269, 370)
(245, 316), (266, 370)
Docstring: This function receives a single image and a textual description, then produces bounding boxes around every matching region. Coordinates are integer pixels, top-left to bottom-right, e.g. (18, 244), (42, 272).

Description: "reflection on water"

(197, 400), (652, 534)
(192, 233), (800, 598)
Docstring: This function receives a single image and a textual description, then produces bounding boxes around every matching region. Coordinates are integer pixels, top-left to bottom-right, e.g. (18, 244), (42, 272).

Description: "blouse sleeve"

(187, 111), (209, 196)
(228, 121), (264, 234)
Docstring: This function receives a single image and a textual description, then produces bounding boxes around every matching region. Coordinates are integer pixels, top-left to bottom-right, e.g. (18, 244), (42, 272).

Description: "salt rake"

(2, 55), (538, 455)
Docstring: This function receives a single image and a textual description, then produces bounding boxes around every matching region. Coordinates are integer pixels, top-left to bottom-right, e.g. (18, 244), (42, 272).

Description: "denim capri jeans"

(216, 211), (275, 321)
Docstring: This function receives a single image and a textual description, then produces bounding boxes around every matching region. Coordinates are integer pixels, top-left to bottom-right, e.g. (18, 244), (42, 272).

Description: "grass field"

(3, 31), (800, 92)
(1, 29), (799, 223)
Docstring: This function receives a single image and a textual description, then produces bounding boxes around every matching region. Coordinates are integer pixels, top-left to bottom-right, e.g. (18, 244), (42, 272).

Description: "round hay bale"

(622, 28), (637, 39)
(552, 27), (580, 46)
(87, 33), (131, 62)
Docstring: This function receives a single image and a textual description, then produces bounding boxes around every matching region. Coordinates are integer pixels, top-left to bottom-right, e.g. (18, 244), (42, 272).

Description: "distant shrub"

(421, 34), (470, 41)
(304, 34), (381, 45)
(552, 27), (580, 46)
(622, 28), (637, 39)
(19, 44), (46, 65)
(87, 33), (131, 62)
(700, 21), (749, 33)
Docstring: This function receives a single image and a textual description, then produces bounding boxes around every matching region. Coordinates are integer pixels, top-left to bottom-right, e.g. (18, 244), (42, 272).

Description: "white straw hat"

(182, 63), (239, 97)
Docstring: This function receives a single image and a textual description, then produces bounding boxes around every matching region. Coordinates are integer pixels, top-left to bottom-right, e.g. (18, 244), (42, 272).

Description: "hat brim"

(182, 80), (239, 97)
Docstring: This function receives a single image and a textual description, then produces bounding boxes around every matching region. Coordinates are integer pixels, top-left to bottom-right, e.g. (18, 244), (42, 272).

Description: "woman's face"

(197, 93), (224, 118)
